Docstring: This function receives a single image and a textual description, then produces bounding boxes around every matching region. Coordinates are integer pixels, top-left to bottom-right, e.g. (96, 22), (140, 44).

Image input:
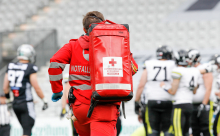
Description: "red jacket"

(48, 35), (138, 105)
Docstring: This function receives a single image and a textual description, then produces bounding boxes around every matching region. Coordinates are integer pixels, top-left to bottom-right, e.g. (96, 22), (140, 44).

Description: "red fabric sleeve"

(48, 41), (74, 93)
(130, 53), (138, 75)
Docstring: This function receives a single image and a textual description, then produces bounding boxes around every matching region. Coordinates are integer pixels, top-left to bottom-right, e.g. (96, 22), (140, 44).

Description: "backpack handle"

(104, 20), (116, 24)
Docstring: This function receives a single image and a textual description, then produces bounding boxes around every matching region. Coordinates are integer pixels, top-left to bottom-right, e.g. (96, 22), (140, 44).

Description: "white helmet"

(17, 44), (36, 63)
(187, 49), (201, 66)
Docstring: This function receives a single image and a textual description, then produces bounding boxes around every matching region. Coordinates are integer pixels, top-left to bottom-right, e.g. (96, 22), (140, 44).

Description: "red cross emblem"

(109, 58), (117, 66)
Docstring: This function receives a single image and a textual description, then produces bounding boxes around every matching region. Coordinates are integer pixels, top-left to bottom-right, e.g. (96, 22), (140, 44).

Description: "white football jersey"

(211, 74), (220, 102)
(217, 74), (220, 89)
(192, 63), (210, 103)
(171, 67), (200, 105)
(144, 60), (176, 101)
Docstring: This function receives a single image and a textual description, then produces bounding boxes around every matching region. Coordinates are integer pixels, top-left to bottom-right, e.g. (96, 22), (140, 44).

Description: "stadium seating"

(0, 0), (50, 32)
(15, 0), (217, 54)
(1, 0), (220, 54)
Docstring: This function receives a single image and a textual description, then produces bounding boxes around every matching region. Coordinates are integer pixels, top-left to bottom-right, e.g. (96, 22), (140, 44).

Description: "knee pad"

(164, 131), (174, 136)
(148, 130), (160, 136)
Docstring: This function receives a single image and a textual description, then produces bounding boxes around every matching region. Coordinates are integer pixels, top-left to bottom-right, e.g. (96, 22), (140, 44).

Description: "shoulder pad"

(171, 68), (182, 79)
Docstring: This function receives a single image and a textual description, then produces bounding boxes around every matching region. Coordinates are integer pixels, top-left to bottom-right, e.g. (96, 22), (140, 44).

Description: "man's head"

(83, 11), (104, 33)
(156, 45), (173, 60)
(187, 49), (201, 67)
(17, 44), (36, 63)
(174, 49), (189, 67)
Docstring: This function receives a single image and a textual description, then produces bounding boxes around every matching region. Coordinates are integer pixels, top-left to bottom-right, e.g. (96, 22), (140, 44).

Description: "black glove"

(42, 103), (48, 110)
(135, 101), (141, 115)
(60, 108), (67, 119)
(197, 104), (205, 117)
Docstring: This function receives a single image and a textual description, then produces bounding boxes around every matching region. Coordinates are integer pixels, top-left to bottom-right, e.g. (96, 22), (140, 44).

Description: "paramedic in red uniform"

(48, 11), (138, 136)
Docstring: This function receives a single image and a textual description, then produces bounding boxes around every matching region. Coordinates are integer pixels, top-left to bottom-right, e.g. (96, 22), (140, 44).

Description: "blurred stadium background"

(0, 0), (220, 135)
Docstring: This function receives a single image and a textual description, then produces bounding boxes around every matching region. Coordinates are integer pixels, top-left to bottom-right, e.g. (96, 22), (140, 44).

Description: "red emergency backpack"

(87, 20), (133, 118)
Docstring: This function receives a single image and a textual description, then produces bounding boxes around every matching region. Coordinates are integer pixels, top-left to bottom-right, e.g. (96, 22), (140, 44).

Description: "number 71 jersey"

(144, 60), (176, 101)
(6, 62), (38, 103)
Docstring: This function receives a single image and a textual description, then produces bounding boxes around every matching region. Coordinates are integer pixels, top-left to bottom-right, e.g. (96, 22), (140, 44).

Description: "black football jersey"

(6, 62), (38, 104)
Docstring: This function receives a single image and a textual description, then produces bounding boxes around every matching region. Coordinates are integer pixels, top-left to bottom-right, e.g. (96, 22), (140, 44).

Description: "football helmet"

(174, 49), (188, 66)
(187, 49), (201, 66)
(156, 45), (173, 60)
(17, 44), (36, 63)
(214, 54), (220, 67)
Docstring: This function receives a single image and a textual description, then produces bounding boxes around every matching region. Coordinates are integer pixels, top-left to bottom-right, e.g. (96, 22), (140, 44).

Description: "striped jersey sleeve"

(171, 67), (182, 79)
(48, 43), (72, 93)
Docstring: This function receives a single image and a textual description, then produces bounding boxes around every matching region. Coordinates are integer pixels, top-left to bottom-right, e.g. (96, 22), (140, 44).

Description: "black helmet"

(187, 49), (201, 66)
(174, 49), (189, 66)
(156, 45), (173, 60)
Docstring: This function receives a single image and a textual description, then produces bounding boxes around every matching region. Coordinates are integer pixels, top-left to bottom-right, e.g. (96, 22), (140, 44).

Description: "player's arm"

(134, 69), (147, 115)
(193, 84), (199, 94)
(61, 82), (71, 109)
(202, 73), (213, 105)
(30, 73), (44, 99)
(3, 73), (11, 101)
(200, 69), (208, 74)
(161, 69), (181, 95)
(216, 78), (220, 97)
(3, 73), (10, 95)
(30, 73), (48, 110)
(60, 82), (71, 118)
(199, 63), (215, 74)
(165, 79), (180, 95)
(135, 69), (147, 102)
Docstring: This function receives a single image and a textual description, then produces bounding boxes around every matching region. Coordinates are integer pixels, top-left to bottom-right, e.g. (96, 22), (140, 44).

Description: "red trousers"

(72, 99), (119, 136)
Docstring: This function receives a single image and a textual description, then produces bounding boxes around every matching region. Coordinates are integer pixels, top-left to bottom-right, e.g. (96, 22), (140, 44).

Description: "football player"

(212, 54), (220, 136)
(160, 49), (212, 136)
(188, 49), (214, 136)
(135, 45), (176, 136)
(3, 44), (48, 136)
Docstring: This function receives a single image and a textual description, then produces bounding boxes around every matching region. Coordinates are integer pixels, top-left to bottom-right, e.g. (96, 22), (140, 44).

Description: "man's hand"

(42, 103), (48, 110)
(135, 101), (141, 115)
(60, 108), (67, 119)
(52, 92), (63, 102)
(42, 97), (48, 110)
(160, 82), (165, 88)
(197, 104), (205, 117)
(138, 114), (143, 123)
(0, 97), (6, 104)
(197, 104), (209, 117)
(160, 82), (169, 93)
(71, 115), (77, 122)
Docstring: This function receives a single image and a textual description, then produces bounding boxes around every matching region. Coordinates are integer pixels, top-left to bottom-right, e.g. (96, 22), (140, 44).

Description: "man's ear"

(83, 28), (87, 33)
